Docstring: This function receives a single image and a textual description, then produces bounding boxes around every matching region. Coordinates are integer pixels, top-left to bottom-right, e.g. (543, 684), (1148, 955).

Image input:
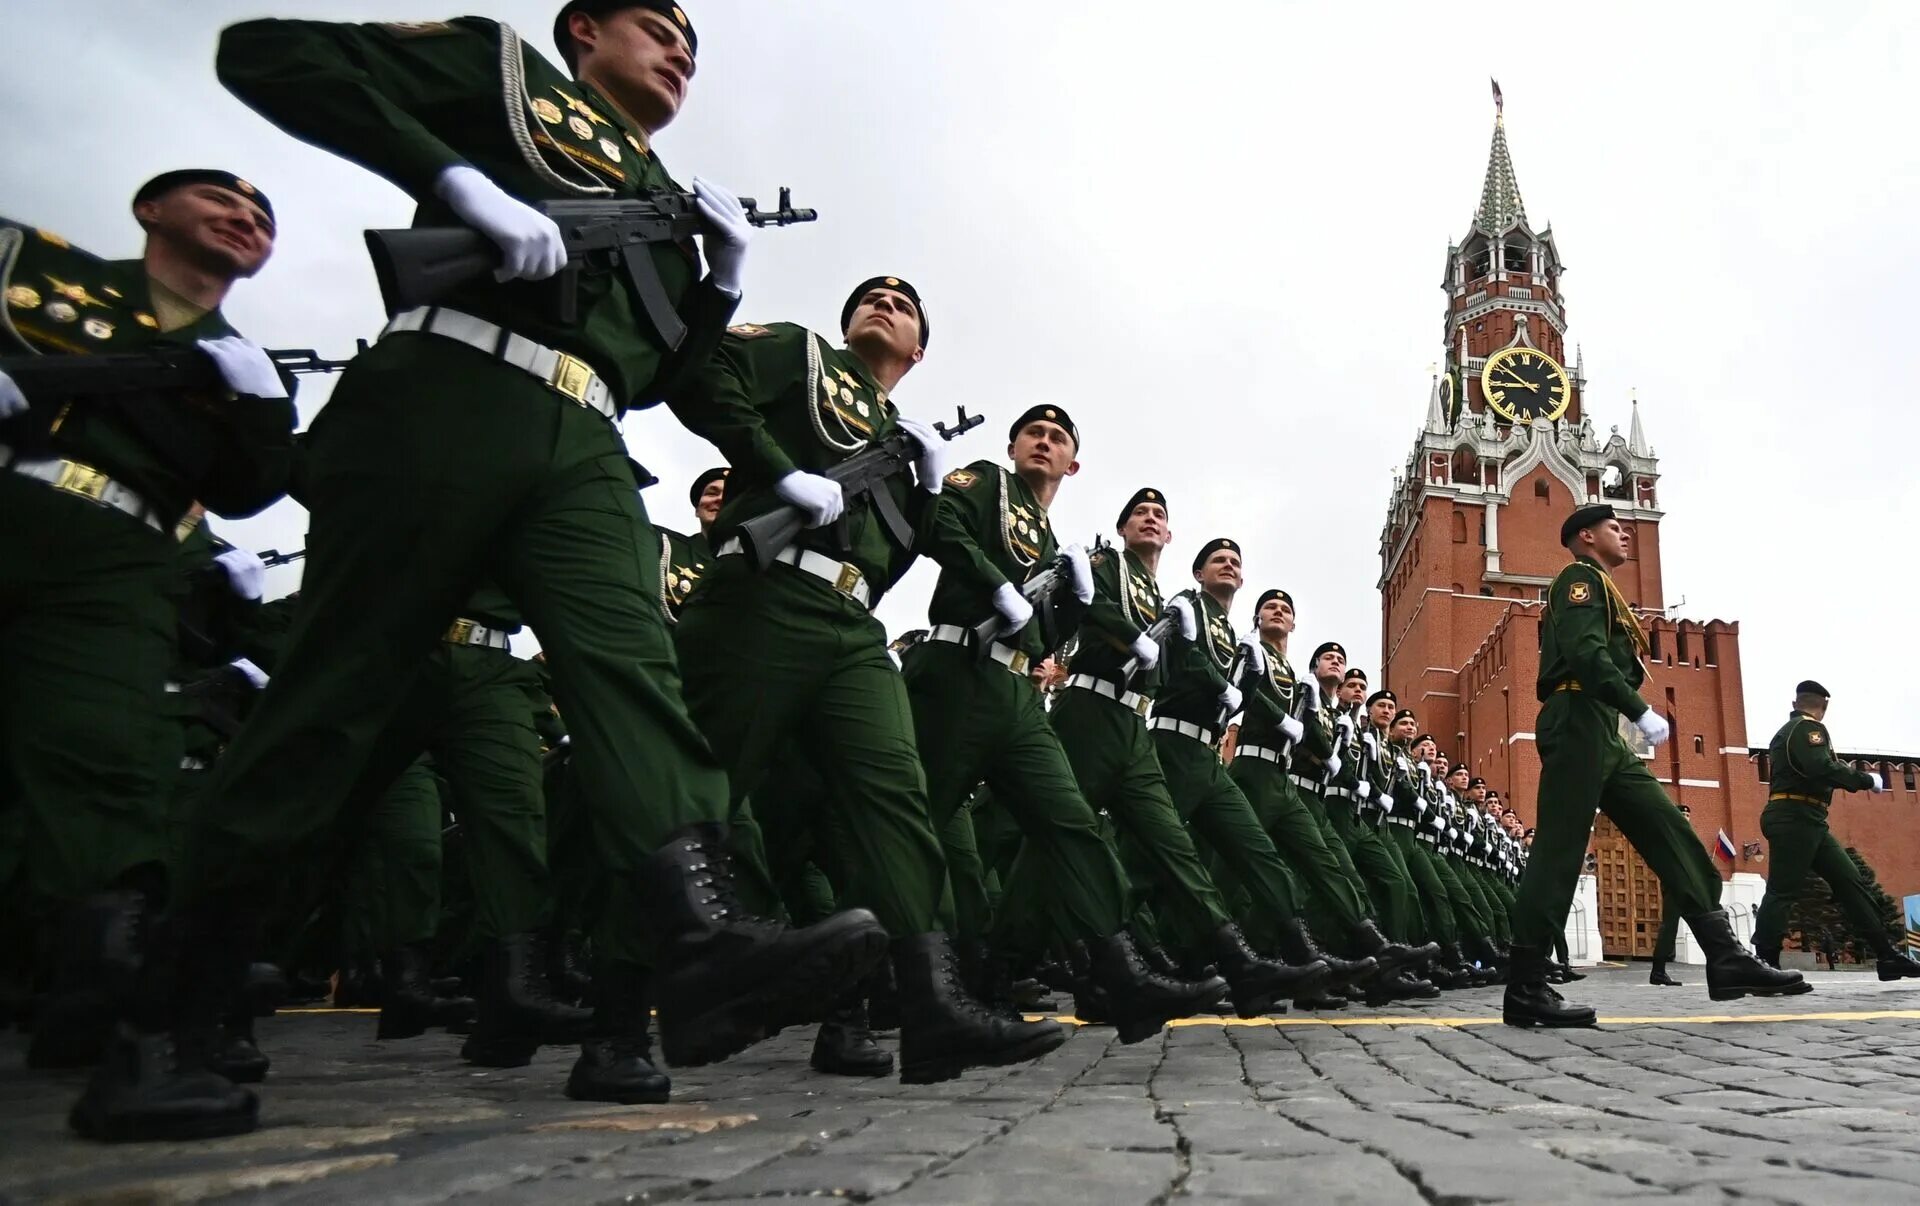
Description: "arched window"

(1451, 512), (1467, 543)
(1503, 238), (1531, 275)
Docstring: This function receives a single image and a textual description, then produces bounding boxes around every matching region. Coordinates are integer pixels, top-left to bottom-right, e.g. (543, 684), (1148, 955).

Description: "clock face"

(1480, 347), (1571, 422)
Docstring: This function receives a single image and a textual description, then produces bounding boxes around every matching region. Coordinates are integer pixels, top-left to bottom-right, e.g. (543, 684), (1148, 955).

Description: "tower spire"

(1475, 82), (1527, 231)
(1628, 395), (1651, 457)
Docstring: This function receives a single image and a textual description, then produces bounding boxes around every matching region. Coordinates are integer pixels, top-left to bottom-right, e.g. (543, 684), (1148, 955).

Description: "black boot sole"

(660, 925), (888, 1068)
(898, 1025), (1067, 1085)
(810, 1054), (896, 1077)
(564, 1071), (672, 1104)
(376, 1007), (429, 1041)
(1708, 980), (1813, 1001)
(461, 1032), (539, 1068)
(1501, 1009), (1598, 1029)
(69, 1097), (259, 1143)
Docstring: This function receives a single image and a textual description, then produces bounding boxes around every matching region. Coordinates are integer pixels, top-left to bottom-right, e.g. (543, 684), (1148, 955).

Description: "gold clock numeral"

(1520, 353), (1532, 365)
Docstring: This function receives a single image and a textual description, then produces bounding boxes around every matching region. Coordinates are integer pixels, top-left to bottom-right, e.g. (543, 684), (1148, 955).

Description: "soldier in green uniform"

(1752, 681), (1920, 980)
(75, 4), (888, 1142)
(903, 404), (1225, 1041)
(1505, 504), (1804, 1028)
(657, 466), (726, 623)
(670, 276), (1067, 1084)
(1407, 739), (1498, 982)
(1032, 492), (1325, 1017)
(2, 171), (293, 1099)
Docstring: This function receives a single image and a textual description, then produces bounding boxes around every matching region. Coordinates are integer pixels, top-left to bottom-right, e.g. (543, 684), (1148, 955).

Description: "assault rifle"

(1215, 643), (1251, 731)
(733, 406), (982, 570)
(1117, 612), (1178, 687)
(257, 548), (306, 568)
(365, 187), (818, 346)
(0, 347), (348, 401)
(967, 550), (1087, 660)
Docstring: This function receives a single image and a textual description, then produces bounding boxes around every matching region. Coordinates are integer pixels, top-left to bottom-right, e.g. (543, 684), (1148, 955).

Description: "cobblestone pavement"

(7, 966), (1920, 1204)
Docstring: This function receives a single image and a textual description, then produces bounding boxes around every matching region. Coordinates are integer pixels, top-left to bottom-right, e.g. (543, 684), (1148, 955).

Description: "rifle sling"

(618, 245), (688, 350)
(867, 476), (915, 552)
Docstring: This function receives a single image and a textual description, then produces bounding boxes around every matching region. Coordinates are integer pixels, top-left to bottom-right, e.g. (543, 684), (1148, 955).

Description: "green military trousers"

(1324, 803), (1419, 941)
(1298, 786), (1375, 917)
(343, 642), (554, 942)
(1386, 822), (1456, 944)
(902, 642), (1128, 945)
(1039, 688), (1231, 941)
(177, 338), (730, 963)
(1654, 900), (1681, 963)
(340, 757), (445, 956)
(1753, 801), (1895, 957)
(1230, 758), (1370, 943)
(1426, 846), (1490, 939)
(675, 555), (946, 938)
(0, 476), (176, 910)
(1512, 692), (1720, 949)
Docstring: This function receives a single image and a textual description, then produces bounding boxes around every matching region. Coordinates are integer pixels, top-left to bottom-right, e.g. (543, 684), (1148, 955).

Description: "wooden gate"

(1592, 814), (1665, 958)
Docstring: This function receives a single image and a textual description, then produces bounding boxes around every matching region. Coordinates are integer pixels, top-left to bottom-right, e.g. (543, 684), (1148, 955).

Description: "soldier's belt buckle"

(548, 353), (593, 404)
(833, 563), (863, 597)
(1133, 697), (1151, 719)
(446, 619), (475, 645)
(1006, 650), (1030, 676)
(53, 460), (109, 502)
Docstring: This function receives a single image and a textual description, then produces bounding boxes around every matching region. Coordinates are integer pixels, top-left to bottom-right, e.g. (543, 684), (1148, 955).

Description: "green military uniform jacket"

(1069, 544), (1166, 693)
(1767, 711), (1874, 809)
(922, 460), (1053, 659)
(657, 526), (712, 623)
(673, 321), (930, 604)
(1237, 642), (1327, 767)
(1152, 590), (1234, 729)
(216, 15), (733, 410)
(1, 221), (295, 521)
(1326, 704), (1366, 796)
(1538, 554), (1649, 720)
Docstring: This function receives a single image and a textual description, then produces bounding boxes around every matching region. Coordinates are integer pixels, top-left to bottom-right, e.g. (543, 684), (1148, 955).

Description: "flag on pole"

(1715, 830), (1737, 862)
(1491, 77), (1504, 115)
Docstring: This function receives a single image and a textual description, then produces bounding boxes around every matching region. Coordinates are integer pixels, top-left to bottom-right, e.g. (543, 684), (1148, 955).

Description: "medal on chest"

(1204, 605), (1233, 669)
(1001, 474), (1046, 568)
(808, 335), (885, 453)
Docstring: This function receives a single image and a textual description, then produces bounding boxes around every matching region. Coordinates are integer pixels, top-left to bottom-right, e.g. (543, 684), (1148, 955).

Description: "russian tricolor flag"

(1715, 830), (1737, 862)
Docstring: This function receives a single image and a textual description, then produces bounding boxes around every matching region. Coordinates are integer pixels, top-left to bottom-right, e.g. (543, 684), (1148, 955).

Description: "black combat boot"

(1466, 934), (1508, 984)
(1442, 941), (1493, 988)
(1210, 923), (1327, 1017)
(810, 986), (894, 1077)
(545, 927), (593, 1006)
(566, 963), (671, 1104)
(1649, 961), (1682, 987)
(1690, 910), (1808, 1001)
(1878, 952), (1920, 981)
(1362, 968), (1440, 1005)
(207, 1003), (270, 1085)
(69, 909), (258, 1142)
(1350, 919), (1439, 980)
(1064, 941), (1113, 1024)
(243, 963), (289, 1018)
(378, 944), (476, 1040)
(637, 823), (889, 1068)
(30, 891), (149, 1069)
(462, 932), (594, 1067)
(1501, 943), (1597, 1029)
(893, 933), (1067, 1084)
(1087, 931), (1228, 1043)
(1277, 919), (1378, 995)
(1556, 959), (1586, 982)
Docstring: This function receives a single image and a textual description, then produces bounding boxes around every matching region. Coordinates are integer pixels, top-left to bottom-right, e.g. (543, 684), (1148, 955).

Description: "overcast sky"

(5, 2), (1914, 749)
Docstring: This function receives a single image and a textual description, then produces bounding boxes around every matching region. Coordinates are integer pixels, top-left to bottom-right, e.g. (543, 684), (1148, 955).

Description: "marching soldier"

(903, 404), (1223, 1042)
(1504, 504), (1803, 1028)
(1751, 681), (1920, 980)
(658, 466), (726, 623)
(669, 276), (1068, 1083)
(77, 3), (888, 1142)
(1, 170), (293, 1085)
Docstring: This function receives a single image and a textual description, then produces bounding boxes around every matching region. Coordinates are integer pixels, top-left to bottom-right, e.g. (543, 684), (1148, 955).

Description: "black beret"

(1256, 589), (1294, 613)
(1469, 777), (1486, 789)
(1391, 709), (1416, 726)
(1008, 404), (1078, 451)
(1311, 641), (1345, 664)
(1116, 487), (1167, 530)
(1344, 667), (1368, 683)
(1447, 764), (1470, 777)
(554, 1), (696, 63)
(1191, 538), (1240, 576)
(1796, 680), (1830, 699)
(133, 170), (274, 229)
(1414, 732), (1434, 746)
(1367, 690), (1396, 708)
(841, 276), (928, 348)
(688, 466), (728, 508)
(1560, 502), (1617, 547)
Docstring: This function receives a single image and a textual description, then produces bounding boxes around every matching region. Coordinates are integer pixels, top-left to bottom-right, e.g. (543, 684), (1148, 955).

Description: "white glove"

(1062, 543), (1094, 603)
(692, 176), (751, 298)
(1633, 709), (1672, 747)
(196, 336), (288, 399)
(1362, 730), (1379, 756)
(1355, 780), (1372, 802)
(1129, 632), (1161, 671)
(0, 370), (26, 419)
(1218, 683), (1243, 716)
(774, 470), (845, 528)
(228, 657), (269, 689)
(1324, 753), (1342, 779)
(896, 416), (950, 494)
(1380, 793), (1395, 812)
(214, 548), (267, 601)
(434, 164), (566, 282)
(1167, 594), (1198, 641)
(1418, 761), (1432, 777)
(991, 581), (1034, 635)
(1279, 715), (1305, 744)
(1869, 771), (1886, 793)
(1237, 631), (1268, 677)
(1414, 794), (1429, 814)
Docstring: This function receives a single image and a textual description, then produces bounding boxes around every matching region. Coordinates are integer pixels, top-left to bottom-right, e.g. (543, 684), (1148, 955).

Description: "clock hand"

(1491, 375), (1540, 392)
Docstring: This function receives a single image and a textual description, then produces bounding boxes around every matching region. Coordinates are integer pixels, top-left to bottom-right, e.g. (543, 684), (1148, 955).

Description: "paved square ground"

(6, 966), (1920, 1203)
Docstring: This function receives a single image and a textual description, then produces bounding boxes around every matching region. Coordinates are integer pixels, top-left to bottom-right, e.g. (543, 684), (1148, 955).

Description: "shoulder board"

(378, 20), (458, 36)
(944, 467), (981, 489)
(727, 323), (774, 339)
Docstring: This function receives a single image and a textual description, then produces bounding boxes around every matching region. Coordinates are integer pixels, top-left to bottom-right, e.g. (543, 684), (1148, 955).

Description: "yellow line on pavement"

(1037, 1009), (1920, 1028)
